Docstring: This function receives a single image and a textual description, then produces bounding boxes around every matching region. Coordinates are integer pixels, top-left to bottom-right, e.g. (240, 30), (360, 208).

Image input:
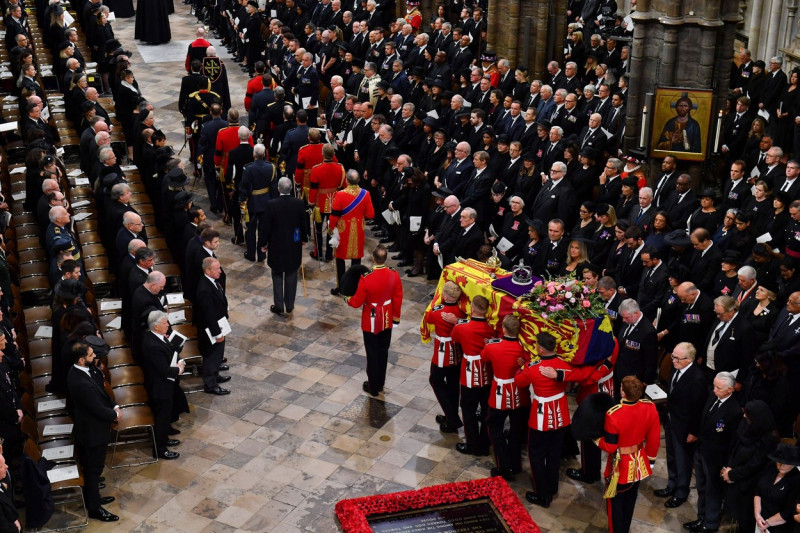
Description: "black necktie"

(671, 370), (681, 390)
(216, 281), (223, 294)
(710, 399), (720, 412)
(758, 152), (766, 166)
(712, 323), (723, 344)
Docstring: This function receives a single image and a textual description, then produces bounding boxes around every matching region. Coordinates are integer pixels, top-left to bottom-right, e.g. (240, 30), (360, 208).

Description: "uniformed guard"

(308, 145), (346, 261)
(291, 52), (319, 126)
(214, 109), (253, 220)
(184, 77), (221, 173)
(294, 129), (329, 201)
(423, 282), (467, 433)
(345, 245), (403, 397)
(480, 315), (531, 482)
(514, 330), (573, 508)
(451, 295), (497, 456)
(329, 170), (375, 295)
(202, 48), (231, 111)
(404, 0), (422, 32)
(596, 376), (660, 533)
(239, 144), (276, 261)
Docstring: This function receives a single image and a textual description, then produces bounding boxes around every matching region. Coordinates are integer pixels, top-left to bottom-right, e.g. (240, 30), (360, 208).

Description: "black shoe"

(166, 439), (181, 447)
(683, 519), (703, 531)
(566, 468), (598, 484)
(379, 237), (393, 244)
(98, 483), (106, 490)
(390, 254), (403, 260)
(222, 358), (228, 363)
(653, 487), (675, 497)
(270, 305), (283, 315)
(330, 288), (341, 296)
(88, 507), (119, 522)
(219, 364), (230, 371)
(216, 375), (231, 383)
(99, 496), (115, 505)
(405, 270), (421, 277)
(525, 492), (551, 508)
(435, 415), (447, 424)
(231, 237), (243, 245)
(99, 476), (105, 482)
(455, 442), (487, 456)
(244, 253), (256, 262)
(397, 260), (413, 267)
(698, 528), (718, 533)
(665, 497), (687, 508)
(203, 386), (230, 395)
(372, 231), (387, 238)
(362, 381), (379, 396)
(257, 255), (266, 262)
(490, 467), (515, 481)
(439, 422), (460, 433)
(159, 450), (180, 460)
(168, 427), (180, 436)
(387, 245), (401, 253)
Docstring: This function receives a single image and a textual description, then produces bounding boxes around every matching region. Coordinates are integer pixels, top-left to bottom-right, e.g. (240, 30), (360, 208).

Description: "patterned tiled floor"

(63, 9), (709, 533)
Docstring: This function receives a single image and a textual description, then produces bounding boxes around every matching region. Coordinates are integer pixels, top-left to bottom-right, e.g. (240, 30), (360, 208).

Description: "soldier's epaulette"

(457, 318), (469, 324)
(607, 404), (623, 414)
(361, 271), (372, 278)
(432, 304), (443, 311)
(640, 398), (654, 404)
(529, 359), (541, 366)
(486, 338), (501, 344)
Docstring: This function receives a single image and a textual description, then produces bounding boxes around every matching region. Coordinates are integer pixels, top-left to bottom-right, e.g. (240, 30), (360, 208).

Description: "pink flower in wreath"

(582, 300), (591, 308)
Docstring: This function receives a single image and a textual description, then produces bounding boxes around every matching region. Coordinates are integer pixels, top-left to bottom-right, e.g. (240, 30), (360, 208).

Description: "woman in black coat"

(521, 219), (546, 269)
(741, 352), (793, 437)
(721, 400), (779, 533)
(394, 169), (431, 277)
(754, 444), (800, 533)
(115, 70), (145, 145)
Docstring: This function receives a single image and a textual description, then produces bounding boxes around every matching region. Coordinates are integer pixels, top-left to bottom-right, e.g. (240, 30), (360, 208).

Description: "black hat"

(697, 188), (716, 200)
(595, 202), (611, 216)
(522, 150), (536, 161)
(774, 190), (792, 205)
(55, 278), (85, 299)
(535, 120), (551, 130)
(735, 211), (751, 223)
(720, 250), (742, 265)
(441, 90), (455, 100)
(42, 155), (56, 166)
(455, 108), (471, 118)
(425, 45), (437, 58)
(53, 5), (64, 15)
(377, 80), (390, 90)
(580, 147), (600, 160)
(754, 60), (767, 69)
(483, 126), (495, 137)
(621, 177), (638, 189)
(525, 218), (546, 236)
(383, 147), (402, 160)
(247, 0), (257, 7)
(667, 263), (692, 283)
(571, 393), (617, 441)
(335, 42), (351, 52)
(480, 50), (497, 62)
(352, 58), (365, 68)
(443, 140), (457, 152)
(168, 166), (187, 184)
(173, 190), (193, 209)
(496, 134), (511, 144)
(759, 276), (779, 294)
(413, 110), (426, 121)
(80, 100), (95, 112)
(85, 335), (110, 357)
(491, 181), (507, 195)
(664, 229), (691, 247)
(579, 261), (603, 277)
(767, 443), (800, 466)
(625, 148), (647, 164)
(431, 187), (451, 199)
(422, 116), (440, 128)
(411, 66), (426, 78)
(340, 264), (371, 297)
(58, 41), (71, 51)
(432, 78), (448, 89)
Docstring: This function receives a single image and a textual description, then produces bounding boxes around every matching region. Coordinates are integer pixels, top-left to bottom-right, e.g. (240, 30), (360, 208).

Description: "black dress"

(109, 0), (136, 18)
(687, 208), (721, 234)
(754, 465), (800, 533)
(135, 0), (171, 44)
(776, 86), (799, 152)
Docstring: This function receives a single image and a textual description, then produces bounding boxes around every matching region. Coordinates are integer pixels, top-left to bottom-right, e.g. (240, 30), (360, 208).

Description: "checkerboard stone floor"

(61, 9), (714, 533)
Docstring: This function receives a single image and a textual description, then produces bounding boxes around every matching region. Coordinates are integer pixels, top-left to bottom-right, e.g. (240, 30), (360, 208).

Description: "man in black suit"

(688, 228), (722, 293)
(720, 160), (752, 213)
(760, 57), (787, 119)
(613, 298), (658, 398)
(638, 246), (669, 320)
(449, 35), (473, 79)
(762, 292), (800, 414)
(535, 125), (566, 177)
(184, 228), (225, 302)
(115, 212), (148, 265)
(684, 372), (741, 533)
(451, 208), (484, 262)
(264, 178), (308, 314)
(704, 296), (757, 384)
(433, 196), (463, 267)
(460, 151), (493, 228)
(141, 311), (184, 460)
(774, 159), (800, 200)
(195, 257), (231, 395)
(596, 157), (623, 205)
(676, 282), (716, 366)
(616, 226), (645, 299)
(652, 156), (678, 210)
(759, 146), (785, 190)
(534, 219), (569, 278)
(654, 341), (707, 509)
(67, 343), (120, 522)
(530, 162), (575, 227)
(577, 112), (607, 153)
(628, 186), (656, 233)
(662, 174), (699, 230)
(720, 96), (753, 162)
(439, 142), (474, 197)
(121, 247), (154, 338)
(130, 271), (167, 360)
(731, 265), (758, 307)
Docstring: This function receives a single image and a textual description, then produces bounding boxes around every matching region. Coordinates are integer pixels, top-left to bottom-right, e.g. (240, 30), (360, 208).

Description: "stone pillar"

(765, 0), (785, 58)
(748, 0), (765, 58)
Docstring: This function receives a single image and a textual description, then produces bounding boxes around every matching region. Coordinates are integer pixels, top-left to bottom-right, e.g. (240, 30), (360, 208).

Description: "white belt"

(463, 354), (480, 388)
(494, 376), (515, 408)
(533, 391), (565, 429)
(371, 299), (392, 307)
(433, 333), (452, 367)
(369, 299), (392, 332)
(598, 373), (613, 384)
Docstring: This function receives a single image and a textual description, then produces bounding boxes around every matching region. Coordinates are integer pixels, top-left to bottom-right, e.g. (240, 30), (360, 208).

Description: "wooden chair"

(102, 330), (129, 350)
(106, 348), (135, 369)
(109, 365), (145, 388)
(23, 306), (52, 325)
(109, 405), (158, 468)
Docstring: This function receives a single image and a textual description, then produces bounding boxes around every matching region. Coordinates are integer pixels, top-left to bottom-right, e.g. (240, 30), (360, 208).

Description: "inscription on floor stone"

(337, 396), (402, 428)
(369, 500), (511, 532)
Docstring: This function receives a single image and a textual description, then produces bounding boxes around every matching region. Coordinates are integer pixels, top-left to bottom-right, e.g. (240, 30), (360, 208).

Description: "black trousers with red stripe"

(527, 426), (567, 498)
(606, 481), (640, 533)
(430, 364), (460, 426)
(460, 385), (490, 453)
(486, 406), (528, 474)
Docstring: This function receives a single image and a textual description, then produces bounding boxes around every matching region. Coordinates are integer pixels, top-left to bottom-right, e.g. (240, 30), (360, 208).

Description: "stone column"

(765, 0), (785, 58)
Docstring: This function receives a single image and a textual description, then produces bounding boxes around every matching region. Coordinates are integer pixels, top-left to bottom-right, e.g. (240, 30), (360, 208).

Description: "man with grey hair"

(537, 85), (555, 118)
(597, 156), (623, 204)
(130, 270), (167, 360)
(614, 298), (658, 397)
(733, 265), (758, 306)
(358, 61), (381, 106)
(116, 211), (147, 263)
(705, 295), (756, 381)
(687, 370), (741, 533)
(629, 186), (655, 232)
(239, 143), (276, 262)
(225, 126), (255, 245)
(530, 161), (574, 225)
(329, 170), (374, 294)
(440, 141), (474, 196)
(760, 56), (787, 116)
(264, 177), (308, 314)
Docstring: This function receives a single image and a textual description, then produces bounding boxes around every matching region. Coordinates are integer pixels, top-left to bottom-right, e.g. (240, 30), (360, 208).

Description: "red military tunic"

(244, 76), (264, 112)
(295, 143), (336, 198)
(214, 125), (254, 184)
(423, 302), (467, 368)
(480, 337), (531, 410)
(404, 8), (422, 31)
(329, 185), (375, 260)
(552, 341), (618, 404)
(452, 317), (497, 388)
(515, 355), (571, 431)
(346, 265), (403, 333)
(596, 399), (660, 482)
(308, 161), (346, 217)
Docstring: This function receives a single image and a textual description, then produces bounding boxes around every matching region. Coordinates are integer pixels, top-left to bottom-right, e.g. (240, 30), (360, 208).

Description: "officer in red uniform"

(308, 145), (346, 261)
(295, 129), (335, 200)
(451, 295), (496, 456)
(214, 109), (254, 217)
(424, 282), (467, 433)
(404, 1), (422, 32)
(540, 343), (618, 484)
(514, 331), (572, 508)
(480, 315), (531, 481)
(346, 245), (403, 396)
(329, 170), (375, 295)
(595, 375), (660, 533)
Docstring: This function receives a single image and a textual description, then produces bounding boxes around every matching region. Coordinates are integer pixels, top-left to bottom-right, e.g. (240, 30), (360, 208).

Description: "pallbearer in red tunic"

(345, 245), (403, 396)
(308, 145), (346, 261)
(294, 129), (331, 199)
(451, 295), (496, 456)
(423, 282), (467, 433)
(480, 315), (531, 481)
(404, 1), (422, 31)
(595, 376), (660, 533)
(329, 170), (375, 295)
(514, 331), (572, 508)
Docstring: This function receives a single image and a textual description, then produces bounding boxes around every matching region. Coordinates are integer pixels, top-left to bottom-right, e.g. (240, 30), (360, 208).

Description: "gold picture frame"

(649, 87), (714, 162)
